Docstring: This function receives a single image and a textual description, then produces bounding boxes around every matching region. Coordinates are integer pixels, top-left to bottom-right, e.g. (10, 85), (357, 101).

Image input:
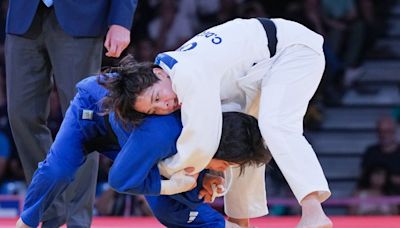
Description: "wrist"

(158, 162), (173, 179)
(160, 180), (173, 195)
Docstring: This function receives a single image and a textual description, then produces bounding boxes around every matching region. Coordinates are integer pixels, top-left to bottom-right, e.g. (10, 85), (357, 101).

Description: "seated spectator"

(356, 116), (400, 215)
(350, 165), (397, 215)
(388, 168), (400, 195)
(361, 0), (397, 58)
(292, 0), (344, 105)
(361, 116), (400, 173)
(387, 166), (400, 212)
(320, 0), (366, 88)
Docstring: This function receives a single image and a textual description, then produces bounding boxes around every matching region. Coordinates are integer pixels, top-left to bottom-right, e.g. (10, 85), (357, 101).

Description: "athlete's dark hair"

(98, 55), (160, 127)
(214, 112), (271, 174)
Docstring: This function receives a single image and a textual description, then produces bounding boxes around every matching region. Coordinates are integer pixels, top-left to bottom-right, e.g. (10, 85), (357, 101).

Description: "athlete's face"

(134, 68), (180, 115)
(206, 159), (238, 172)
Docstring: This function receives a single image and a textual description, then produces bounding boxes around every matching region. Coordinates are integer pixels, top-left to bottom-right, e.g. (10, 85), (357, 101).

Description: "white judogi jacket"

(157, 18), (324, 176)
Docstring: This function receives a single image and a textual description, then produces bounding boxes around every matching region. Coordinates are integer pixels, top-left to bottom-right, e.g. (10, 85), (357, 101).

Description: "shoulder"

(76, 75), (101, 90)
(138, 112), (182, 136)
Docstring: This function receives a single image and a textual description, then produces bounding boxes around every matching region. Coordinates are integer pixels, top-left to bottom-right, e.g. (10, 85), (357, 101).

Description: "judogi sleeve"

(158, 68), (223, 176)
(108, 114), (181, 195)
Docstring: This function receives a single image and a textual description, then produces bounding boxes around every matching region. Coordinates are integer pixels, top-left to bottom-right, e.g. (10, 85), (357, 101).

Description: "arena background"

(0, 0), (399, 227)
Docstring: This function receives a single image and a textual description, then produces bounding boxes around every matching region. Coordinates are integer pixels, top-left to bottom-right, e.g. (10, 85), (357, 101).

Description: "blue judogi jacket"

(21, 76), (224, 227)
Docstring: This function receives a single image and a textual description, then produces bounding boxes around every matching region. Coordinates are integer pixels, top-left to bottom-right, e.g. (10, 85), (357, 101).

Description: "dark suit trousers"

(5, 5), (102, 228)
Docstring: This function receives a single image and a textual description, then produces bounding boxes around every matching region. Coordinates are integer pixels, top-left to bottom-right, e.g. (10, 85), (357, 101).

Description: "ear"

(222, 161), (230, 167)
(152, 68), (169, 79)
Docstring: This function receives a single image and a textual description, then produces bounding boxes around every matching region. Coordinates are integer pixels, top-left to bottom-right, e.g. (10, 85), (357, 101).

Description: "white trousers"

(224, 165), (268, 218)
(224, 44), (331, 218)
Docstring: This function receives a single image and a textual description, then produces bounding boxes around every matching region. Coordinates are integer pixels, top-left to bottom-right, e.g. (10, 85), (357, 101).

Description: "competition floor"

(1, 216), (400, 227)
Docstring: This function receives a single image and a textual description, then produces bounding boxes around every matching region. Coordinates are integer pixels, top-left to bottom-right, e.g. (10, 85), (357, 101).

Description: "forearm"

(155, 68), (223, 177)
(109, 114), (182, 195)
(108, 165), (162, 195)
(158, 128), (220, 178)
(167, 171), (206, 209)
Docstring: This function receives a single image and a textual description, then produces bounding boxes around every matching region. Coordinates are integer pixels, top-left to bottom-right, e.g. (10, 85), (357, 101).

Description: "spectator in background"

(130, 1), (156, 43)
(239, 0), (268, 18)
(213, 0), (240, 26)
(389, 166), (400, 214)
(320, 0), (366, 88)
(300, 0), (345, 105)
(358, 0), (378, 54)
(350, 165), (397, 215)
(5, 1), (137, 227)
(199, 0), (240, 31)
(193, 0), (221, 32)
(361, 0), (397, 58)
(361, 116), (400, 173)
(387, 167), (400, 213)
(388, 167), (400, 195)
(133, 38), (157, 62)
(148, 0), (195, 51)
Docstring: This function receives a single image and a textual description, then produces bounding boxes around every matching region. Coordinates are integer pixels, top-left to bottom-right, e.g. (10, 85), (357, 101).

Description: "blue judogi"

(21, 76), (224, 227)
(108, 112), (225, 228)
(146, 192), (225, 228)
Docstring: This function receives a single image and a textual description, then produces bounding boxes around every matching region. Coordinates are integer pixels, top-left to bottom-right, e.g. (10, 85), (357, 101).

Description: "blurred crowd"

(0, 0), (399, 216)
(350, 116), (400, 215)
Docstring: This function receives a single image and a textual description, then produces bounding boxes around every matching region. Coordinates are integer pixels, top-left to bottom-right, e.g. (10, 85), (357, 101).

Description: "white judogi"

(157, 18), (331, 218)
